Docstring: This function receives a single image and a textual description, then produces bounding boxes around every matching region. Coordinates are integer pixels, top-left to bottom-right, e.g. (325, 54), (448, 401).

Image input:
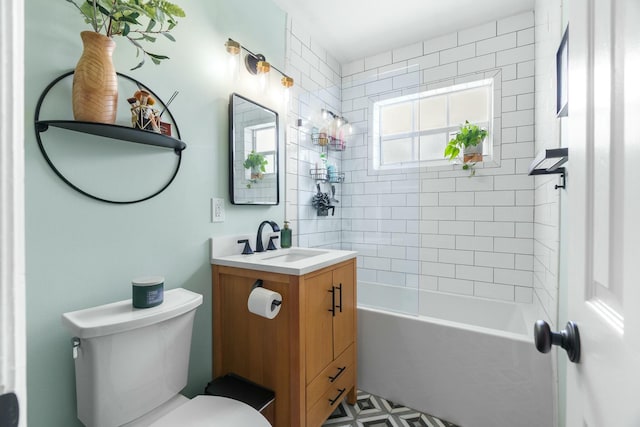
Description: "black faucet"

(256, 220), (280, 252)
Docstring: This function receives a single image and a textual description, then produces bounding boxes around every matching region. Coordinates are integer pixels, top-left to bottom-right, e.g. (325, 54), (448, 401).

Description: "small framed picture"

(556, 26), (569, 117)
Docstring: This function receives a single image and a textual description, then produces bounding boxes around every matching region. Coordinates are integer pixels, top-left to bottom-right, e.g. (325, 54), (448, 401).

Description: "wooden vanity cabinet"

(212, 258), (357, 427)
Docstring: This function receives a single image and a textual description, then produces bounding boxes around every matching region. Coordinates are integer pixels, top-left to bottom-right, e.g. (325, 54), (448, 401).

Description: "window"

(244, 124), (276, 176)
(372, 79), (493, 169)
(253, 126), (276, 174)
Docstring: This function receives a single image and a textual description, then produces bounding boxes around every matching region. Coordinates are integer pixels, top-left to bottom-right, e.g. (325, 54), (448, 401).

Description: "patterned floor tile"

(357, 414), (401, 427)
(321, 390), (459, 427)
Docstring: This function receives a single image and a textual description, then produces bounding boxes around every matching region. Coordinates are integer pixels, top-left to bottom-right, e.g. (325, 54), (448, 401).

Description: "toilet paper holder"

(252, 279), (282, 310)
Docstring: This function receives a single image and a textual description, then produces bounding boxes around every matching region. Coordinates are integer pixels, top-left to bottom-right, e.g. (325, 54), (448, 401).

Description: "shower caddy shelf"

(311, 133), (347, 151)
(309, 167), (345, 183)
(34, 70), (186, 204)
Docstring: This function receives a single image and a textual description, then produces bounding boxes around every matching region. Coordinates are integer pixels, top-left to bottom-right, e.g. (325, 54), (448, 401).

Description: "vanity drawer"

(306, 344), (355, 409)
(306, 362), (355, 427)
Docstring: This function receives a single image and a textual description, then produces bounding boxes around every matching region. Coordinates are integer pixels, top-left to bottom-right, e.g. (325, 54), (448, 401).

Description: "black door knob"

(534, 320), (581, 363)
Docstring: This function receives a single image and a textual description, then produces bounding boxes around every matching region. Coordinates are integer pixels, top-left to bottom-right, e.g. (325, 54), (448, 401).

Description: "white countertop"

(211, 244), (357, 276)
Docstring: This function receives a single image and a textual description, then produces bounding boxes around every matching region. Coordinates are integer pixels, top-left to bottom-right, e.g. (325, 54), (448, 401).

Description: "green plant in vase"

(65, 0), (186, 123)
(243, 151), (268, 188)
(444, 120), (488, 176)
(66, 0), (186, 70)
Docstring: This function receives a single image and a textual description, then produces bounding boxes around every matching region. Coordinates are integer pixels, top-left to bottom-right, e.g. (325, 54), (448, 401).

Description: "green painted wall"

(24, 0), (286, 425)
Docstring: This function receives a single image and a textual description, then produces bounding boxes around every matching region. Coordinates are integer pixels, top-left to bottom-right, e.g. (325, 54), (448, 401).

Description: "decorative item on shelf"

(444, 120), (488, 176)
(224, 38), (294, 91)
(72, 31), (118, 124)
(128, 89), (177, 135)
(311, 184), (334, 217)
(243, 150), (268, 188)
(128, 90), (160, 133)
(66, 0), (185, 124)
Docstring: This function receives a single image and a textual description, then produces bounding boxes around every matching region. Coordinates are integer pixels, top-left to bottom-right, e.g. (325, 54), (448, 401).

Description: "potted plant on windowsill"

(243, 151), (268, 181)
(66, 0), (185, 124)
(444, 120), (488, 176)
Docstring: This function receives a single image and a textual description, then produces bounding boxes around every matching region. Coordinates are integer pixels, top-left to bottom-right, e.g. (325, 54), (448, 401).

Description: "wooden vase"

(72, 31), (118, 124)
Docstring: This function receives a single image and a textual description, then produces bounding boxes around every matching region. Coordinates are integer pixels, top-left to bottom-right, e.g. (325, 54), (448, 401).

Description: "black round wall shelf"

(34, 71), (186, 204)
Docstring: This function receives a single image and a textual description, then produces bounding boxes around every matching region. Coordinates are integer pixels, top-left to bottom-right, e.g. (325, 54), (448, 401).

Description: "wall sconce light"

(281, 76), (294, 105)
(224, 38), (294, 91)
(528, 147), (568, 189)
(225, 39), (240, 55)
(224, 39), (241, 78)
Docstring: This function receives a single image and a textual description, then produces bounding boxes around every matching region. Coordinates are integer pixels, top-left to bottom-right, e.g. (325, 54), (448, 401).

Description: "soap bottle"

(281, 221), (292, 248)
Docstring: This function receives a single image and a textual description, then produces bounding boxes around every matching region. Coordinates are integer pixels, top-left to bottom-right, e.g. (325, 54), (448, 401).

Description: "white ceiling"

(271, 0), (534, 64)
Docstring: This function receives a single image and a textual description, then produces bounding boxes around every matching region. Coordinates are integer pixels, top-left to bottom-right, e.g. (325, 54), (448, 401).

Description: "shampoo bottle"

(281, 221), (292, 248)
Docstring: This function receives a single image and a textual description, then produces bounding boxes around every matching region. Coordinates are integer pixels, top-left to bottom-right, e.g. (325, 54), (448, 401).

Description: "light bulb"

(257, 60), (270, 92)
(224, 39), (241, 82)
(281, 76), (294, 109)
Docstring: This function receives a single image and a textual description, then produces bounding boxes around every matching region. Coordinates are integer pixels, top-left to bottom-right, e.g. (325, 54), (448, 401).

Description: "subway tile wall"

(534, 1), (563, 327)
(341, 11), (536, 303)
(285, 11), (550, 305)
(284, 18), (343, 249)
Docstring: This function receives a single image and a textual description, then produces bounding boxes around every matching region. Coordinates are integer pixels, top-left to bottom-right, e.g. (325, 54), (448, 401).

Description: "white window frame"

(372, 78), (494, 171)
(244, 123), (277, 177)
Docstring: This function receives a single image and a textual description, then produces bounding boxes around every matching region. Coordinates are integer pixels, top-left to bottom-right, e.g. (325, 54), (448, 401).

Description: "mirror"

(229, 93), (279, 205)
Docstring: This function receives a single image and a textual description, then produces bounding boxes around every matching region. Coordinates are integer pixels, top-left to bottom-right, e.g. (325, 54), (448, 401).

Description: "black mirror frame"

(228, 93), (280, 205)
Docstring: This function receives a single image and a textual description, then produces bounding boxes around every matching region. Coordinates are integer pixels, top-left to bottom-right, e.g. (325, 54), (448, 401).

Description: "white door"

(566, 0), (640, 425)
(0, 0), (26, 425)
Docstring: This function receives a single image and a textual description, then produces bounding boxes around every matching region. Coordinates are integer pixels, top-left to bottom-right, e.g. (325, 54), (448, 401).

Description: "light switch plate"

(211, 198), (225, 222)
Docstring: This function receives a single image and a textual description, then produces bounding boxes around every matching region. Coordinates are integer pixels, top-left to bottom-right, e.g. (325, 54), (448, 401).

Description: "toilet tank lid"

(61, 288), (203, 339)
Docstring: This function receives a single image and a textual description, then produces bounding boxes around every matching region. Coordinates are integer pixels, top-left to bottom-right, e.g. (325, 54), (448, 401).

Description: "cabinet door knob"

(328, 366), (346, 382)
(335, 283), (343, 313)
(328, 388), (346, 406)
(328, 286), (336, 317)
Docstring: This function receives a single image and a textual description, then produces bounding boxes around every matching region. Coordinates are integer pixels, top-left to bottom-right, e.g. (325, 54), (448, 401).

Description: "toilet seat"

(148, 395), (271, 427)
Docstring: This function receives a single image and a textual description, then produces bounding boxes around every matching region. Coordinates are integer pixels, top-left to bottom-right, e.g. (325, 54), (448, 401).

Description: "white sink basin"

(211, 246), (357, 276)
(261, 248), (328, 263)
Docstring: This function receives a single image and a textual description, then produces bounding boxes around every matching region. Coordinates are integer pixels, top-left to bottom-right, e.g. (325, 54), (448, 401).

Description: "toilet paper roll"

(247, 287), (282, 319)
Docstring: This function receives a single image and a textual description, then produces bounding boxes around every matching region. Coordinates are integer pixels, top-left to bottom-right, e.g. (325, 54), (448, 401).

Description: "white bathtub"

(357, 287), (554, 427)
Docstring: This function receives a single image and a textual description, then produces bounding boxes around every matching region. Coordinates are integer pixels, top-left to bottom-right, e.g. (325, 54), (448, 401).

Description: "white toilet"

(61, 288), (271, 427)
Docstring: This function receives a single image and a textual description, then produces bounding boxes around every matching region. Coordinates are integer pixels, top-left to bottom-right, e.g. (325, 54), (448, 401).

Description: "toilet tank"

(62, 288), (203, 427)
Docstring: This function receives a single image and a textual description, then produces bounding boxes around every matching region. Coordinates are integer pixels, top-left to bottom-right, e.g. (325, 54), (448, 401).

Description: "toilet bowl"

(148, 395), (269, 427)
(62, 288), (270, 427)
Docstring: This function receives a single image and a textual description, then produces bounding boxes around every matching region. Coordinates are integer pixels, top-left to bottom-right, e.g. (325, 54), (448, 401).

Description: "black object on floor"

(204, 374), (275, 412)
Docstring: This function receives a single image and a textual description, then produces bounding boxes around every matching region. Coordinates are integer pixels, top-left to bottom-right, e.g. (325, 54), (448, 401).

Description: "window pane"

(449, 86), (489, 125)
(382, 137), (413, 164)
(380, 102), (413, 136)
(264, 153), (275, 174)
(419, 133), (448, 161)
(418, 95), (447, 131)
(255, 127), (276, 151)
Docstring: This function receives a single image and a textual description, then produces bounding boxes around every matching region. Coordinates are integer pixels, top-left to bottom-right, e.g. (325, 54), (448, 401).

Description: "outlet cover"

(211, 198), (225, 222)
